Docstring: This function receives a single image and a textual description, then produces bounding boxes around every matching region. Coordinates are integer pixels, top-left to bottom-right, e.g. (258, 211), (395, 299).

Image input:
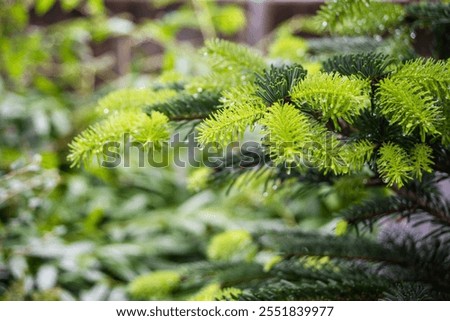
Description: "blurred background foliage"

(1, 0), (448, 301)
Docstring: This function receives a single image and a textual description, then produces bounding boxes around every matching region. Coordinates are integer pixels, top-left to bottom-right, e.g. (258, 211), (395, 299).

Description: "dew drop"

(103, 108), (109, 114)
(263, 192), (269, 197)
(410, 32), (416, 39)
(272, 185), (278, 190)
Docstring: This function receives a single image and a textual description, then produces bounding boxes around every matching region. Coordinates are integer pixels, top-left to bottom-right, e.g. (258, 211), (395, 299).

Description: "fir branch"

(410, 144), (434, 180)
(203, 39), (266, 74)
(96, 88), (177, 116)
(391, 58), (450, 103)
(146, 90), (222, 121)
(197, 84), (266, 147)
(377, 78), (443, 141)
(339, 196), (414, 228)
(68, 111), (169, 167)
(406, 3), (450, 27)
(339, 139), (375, 173)
(291, 72), (371, 127)
(322, 53), (391, 79)
(377, 142), (413, 188)
(256, 231), (405, 266)
(255, 64), (307, 106)
(260, 102), (318, 166)
(317, 0), (405, 36)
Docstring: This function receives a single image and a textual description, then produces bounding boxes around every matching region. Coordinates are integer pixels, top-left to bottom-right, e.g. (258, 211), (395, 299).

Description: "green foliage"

(203, 38), (266, 75)
(206, 230), (256, 262)
(197, 84), (266, 147)
(68, 111), (169, 167)
(322, 53), (391, 79)
(377, 143), (413, 188)
(410, 144), (434, 180)
(378, 77), (443, 142)
(128, 271), (181, 300)
(318, 0), (405, 36)
(291, 72), (371, 127)
(146, 90), (222, 121)
(96, 88), (178, 115)
(4, 0), (450, 303)
(74, 27), (448, 300)
(260, 102), (317, 166)
(391, 58), (450, 103)
(255, 64), (307, 105)
(1, 0), (257, 303)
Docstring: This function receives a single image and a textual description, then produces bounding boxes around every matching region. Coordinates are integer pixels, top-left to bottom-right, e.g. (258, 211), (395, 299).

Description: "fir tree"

(69, 0), (450, 300)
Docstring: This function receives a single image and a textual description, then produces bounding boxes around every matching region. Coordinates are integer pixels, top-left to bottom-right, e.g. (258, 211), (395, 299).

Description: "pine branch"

(68, 111), (170, 167)
(204, 39), (266, 74)
(377, 78), (443, 142)
(146, 90), (222, 121)
(197, 84), (266, 147)
(391, 58), (450, 104)
(317, 0), (404, 36)
(376, 142), (413, 188)
(291, 72), (371, 127)
(95, 88), (177, 116)
(260, 102), (318, 166)
(322, 53), (391, 80)
(255, 64), (307, 106)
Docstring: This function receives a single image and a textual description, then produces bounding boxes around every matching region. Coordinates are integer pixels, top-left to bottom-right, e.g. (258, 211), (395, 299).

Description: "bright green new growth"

(339, 139), (375, 173)
(410, 144), (434, 180)
(377, 143), (413, 187)
(188, 282), (243, 301)
(203, 38), (266, 75)
(68, 111), (169, 167)
(197, 83), (266, 147)
(96, 88), (177, 115)
(318, 0), (405, 36)
(392, 58), (450, 100)
(261, 102), (317, 166)
(378, 78), (442, 142)
(69, 88), (177, 167)
(206, 230), (256, 262)
(291, 72), (371, 127)
(128, 270), (181, 300)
